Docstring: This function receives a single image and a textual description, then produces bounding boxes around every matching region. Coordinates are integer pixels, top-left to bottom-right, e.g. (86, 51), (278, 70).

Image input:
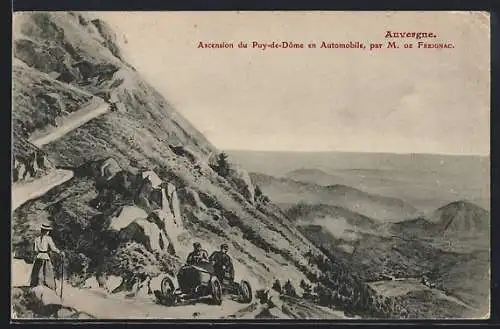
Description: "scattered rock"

(90, 18), (123, 60)
(29, 285), (62, 306)
(11, 256), (32, 287)
(106, 275), (123, 292)
(230, 167), (255, 203)
(73, 311), (95, 319)
(140, 170), (162, 189)
(56, 307), (75, 318)
(82, 276), (100, 289)
(166, 183), (183, 227)
(119, 218), (170, 253)
(100, 158), (121, 181)
(109, 205), (148, 231)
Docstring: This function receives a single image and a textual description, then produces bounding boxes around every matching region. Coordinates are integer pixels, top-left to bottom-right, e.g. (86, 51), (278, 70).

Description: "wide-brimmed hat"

(41, 222), (53, 231)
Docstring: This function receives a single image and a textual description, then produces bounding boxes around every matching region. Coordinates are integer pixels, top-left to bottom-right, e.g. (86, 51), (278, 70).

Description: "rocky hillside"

(251, 172), (419, 222)
(391, 201), (490, 238)
(12, 12), (340, 318)
(12, 12), (488, 320)
(428, 201), (489, 236)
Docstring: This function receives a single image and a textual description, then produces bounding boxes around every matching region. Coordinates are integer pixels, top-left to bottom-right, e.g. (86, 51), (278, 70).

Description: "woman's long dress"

(30, 236), (58, 291)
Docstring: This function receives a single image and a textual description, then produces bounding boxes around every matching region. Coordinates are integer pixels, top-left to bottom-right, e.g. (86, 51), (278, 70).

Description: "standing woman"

(30, 222), (63, 291)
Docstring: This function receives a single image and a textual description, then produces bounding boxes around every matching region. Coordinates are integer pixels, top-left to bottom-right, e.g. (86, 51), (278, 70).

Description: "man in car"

(186, 242), (209, 265)
(209, 243), (234, 282)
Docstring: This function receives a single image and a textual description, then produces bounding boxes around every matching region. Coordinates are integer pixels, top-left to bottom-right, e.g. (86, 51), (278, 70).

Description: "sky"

(96, 11), (490, 155)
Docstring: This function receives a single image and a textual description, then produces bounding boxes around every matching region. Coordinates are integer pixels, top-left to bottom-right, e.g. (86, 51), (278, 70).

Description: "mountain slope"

(13, 12), (214, 162)
(251, 172), (419, 222)
(12, 12), (334, 318)
(391, 201), (490, 238)
(429, 201), (489, 236)
(285, 203), (379, 230)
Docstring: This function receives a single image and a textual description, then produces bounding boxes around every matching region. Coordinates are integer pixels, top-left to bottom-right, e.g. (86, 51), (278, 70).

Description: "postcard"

(11, 11), (490, 320)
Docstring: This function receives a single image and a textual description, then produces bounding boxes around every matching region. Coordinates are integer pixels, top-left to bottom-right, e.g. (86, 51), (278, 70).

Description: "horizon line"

(223, 148), (490, 157)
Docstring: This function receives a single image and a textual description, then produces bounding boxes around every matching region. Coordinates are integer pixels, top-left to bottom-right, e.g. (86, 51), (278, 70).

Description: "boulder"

(230, 167), (255, 203)
(135, 276), (153, 297)
(140, 170), (162, 189)
(90, 18), (123, 60)
(100, 158), (121, 181)
(148, 211), (178, 255)
(168, 145), (186, 157)
(82, 276), (100, 289)
(105, 275), (123, 292)
(29, 285), (62, 306)
(109, 91), (120, 103)
(166, 183), (183, 227)
(109, 205), (148, 231)
(178, 187), (207, 210)
(35, 151), (52, 170)
(11, 256), (32, 287)
(13, 158), (26, 182)
(120, 218), (170, 253)
(74, 311), (95, 319)
(57, 307), (76, 318)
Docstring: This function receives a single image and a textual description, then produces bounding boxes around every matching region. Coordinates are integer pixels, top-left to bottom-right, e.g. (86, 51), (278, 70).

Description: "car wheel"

(210, 278), (223, 305)
(239, 280), (252, 303)
(161, 277), (176, 305)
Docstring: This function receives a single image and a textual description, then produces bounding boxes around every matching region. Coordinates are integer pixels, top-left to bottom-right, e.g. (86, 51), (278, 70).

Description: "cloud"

(99, 11), (489, 155)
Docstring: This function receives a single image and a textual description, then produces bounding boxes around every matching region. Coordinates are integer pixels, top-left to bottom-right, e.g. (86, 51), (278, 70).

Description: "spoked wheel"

(210, 278), (223, 305)
(239, 280), (252, 303)
(160, 277), (176, 305)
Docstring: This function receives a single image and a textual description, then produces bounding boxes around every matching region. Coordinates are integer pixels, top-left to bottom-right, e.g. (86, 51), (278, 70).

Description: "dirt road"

(60, 286), (256, 319)
(29, 99), (109, 148)
(12, 169), (74, 211)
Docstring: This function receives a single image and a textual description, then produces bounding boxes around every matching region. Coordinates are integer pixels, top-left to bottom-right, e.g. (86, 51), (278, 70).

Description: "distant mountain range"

(250, 172), (419, 222)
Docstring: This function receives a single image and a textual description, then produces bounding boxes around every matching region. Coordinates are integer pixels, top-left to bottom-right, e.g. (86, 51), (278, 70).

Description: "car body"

(158, 262), (252, 306)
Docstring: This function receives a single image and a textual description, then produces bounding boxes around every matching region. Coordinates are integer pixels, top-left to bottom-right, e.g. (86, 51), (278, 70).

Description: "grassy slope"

(11, 12), (325, 296)
(12, 61), (94, 161)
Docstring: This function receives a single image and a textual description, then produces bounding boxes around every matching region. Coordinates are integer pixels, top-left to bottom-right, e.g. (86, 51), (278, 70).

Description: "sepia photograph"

(11, 11), (490, 320)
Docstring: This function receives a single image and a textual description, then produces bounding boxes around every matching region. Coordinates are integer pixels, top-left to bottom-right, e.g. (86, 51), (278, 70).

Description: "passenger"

(186, 242), (209, 265)
(209, 243), (234, 282)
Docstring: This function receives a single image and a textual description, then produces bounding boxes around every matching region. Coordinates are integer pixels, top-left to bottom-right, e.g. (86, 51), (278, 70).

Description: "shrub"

(211, 152), (231, 178)
(103, 242), (163, 289)
(283, 279), (298, 297)
(272, 279), (283, 294)
(300, 279), (313, 298)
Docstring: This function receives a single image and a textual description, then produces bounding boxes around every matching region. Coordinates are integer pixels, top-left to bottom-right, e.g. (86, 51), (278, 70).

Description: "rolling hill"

(229, 151), (490, 213)
(391, 200), (490, 238)
(251, 172), (419, 222)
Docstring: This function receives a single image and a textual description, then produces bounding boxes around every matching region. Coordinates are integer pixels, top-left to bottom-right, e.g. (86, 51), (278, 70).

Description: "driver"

(209, 243), (234, 282)
(186, 242), (209, 265)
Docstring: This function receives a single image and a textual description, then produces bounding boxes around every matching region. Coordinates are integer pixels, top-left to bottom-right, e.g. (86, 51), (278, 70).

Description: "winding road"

(12, 97), (110, 211)
(29, 98), (110, 148)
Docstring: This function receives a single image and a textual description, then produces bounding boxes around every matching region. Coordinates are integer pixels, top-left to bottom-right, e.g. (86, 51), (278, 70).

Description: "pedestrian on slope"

(30, 222), (63, 291)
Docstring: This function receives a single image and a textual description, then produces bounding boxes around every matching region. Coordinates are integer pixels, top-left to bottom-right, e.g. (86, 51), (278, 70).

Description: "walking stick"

(60, 253), (64, 300)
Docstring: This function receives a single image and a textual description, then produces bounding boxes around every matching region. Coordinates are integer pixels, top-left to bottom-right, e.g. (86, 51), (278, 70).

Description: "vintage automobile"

(159, 262), (252, 306)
